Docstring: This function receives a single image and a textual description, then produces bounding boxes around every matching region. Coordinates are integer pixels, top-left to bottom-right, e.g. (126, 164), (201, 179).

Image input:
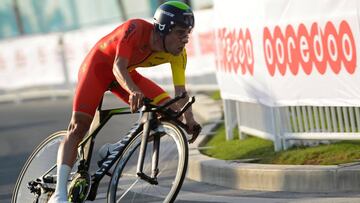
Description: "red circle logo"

(216, 27), (254, 75)
(263, 20), (356, 76)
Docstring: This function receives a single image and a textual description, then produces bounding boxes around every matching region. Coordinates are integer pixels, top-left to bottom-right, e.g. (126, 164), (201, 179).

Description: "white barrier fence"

(223, 100), (283, 151)
(216, 0), (360, 151)
(224, 100), (360, 151)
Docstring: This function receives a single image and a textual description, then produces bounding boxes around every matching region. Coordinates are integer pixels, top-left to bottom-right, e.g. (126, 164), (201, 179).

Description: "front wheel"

(12, 131), (74, 203)
(107, 121), (188, 203)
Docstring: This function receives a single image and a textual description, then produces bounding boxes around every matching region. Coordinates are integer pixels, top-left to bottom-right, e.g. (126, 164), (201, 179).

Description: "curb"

(0, 89), (72, 104)
(188, 94), (360, 193)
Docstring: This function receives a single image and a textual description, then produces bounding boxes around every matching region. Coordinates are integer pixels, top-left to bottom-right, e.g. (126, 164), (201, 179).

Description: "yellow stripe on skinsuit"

(152, 92), (170, 105)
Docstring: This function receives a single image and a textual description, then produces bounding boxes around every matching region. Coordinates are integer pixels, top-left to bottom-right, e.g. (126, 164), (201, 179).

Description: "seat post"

(97, 95), (107, 123)
(97, 95), (104, 111)
(88, 95), (104, 135)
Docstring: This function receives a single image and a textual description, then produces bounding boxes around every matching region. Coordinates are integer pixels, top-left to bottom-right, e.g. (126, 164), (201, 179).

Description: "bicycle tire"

(107, 121), (188, 203)
(11, 131), (69, 203)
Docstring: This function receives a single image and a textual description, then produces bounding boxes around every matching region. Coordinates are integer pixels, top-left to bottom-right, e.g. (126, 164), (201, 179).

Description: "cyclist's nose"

(181, 35), (189, 44)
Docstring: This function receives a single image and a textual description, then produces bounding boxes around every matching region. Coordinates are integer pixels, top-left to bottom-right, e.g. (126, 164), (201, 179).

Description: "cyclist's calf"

(59, 112), (93, 166)
(66, 112), (93, 142)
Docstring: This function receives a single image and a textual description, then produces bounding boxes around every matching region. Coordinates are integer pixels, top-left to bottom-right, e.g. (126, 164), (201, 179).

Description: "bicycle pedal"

(42, 176), (55, 183)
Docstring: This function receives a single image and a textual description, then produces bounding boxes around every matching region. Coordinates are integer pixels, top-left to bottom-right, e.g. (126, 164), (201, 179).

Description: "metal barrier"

(224, 99), (360, 151)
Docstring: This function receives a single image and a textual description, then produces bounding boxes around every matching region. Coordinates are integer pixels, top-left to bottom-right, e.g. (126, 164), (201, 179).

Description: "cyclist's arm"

(170, 49), (201, 137)
(174, 85), (195, 123)
(170, 50), (186, 86)
(113, 20), (141, 94)
(113, 57), (143, 112)
(112, 20), (144, 112)
(113, 57), (140, 94)
(170, 49), (195, 122)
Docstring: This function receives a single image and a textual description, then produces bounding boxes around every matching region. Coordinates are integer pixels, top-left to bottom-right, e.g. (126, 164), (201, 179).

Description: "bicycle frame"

(77, 105), (139, 181)
(76, 97), (161, 200)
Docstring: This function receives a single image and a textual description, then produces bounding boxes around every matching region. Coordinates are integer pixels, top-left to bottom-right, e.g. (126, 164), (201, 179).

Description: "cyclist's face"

(165, 26), (192, 55)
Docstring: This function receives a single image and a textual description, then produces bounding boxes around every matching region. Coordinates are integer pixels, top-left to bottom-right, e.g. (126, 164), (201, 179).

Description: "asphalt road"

(2, 96), (360, 203)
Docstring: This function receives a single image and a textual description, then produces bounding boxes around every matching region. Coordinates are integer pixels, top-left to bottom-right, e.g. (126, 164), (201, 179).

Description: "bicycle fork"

(136, 111), (160, 185)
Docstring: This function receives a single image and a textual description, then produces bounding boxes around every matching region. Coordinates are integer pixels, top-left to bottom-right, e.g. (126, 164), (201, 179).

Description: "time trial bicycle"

(12, 92), (201, 203)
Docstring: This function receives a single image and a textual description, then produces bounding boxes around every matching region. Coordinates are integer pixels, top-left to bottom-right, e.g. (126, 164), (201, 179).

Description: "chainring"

(67, 172), (91, 203)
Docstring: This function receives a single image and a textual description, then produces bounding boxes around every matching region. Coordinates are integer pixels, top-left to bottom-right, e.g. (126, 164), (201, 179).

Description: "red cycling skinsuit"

(73, 19), (187, 117)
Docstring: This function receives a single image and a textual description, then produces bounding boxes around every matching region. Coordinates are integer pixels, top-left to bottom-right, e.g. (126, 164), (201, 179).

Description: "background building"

(0, 0), (213, 39)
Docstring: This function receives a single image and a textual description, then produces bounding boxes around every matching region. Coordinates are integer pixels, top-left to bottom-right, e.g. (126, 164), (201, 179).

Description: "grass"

(201, 124), (275, 161)
(201, 123), (360, 165)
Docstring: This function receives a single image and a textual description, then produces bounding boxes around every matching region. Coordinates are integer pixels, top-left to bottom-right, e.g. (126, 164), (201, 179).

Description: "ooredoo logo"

(263, 20), (356, 76)
(216, 27), (254, 75)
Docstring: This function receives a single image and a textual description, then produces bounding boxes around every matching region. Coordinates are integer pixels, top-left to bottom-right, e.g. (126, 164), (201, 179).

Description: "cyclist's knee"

(66, 112), (93, 142)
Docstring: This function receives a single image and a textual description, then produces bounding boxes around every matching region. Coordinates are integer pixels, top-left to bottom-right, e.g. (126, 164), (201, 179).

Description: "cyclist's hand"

(129, 91), (144, 113)
(186, 120), (202, 144)
(169, 102), (184, 121)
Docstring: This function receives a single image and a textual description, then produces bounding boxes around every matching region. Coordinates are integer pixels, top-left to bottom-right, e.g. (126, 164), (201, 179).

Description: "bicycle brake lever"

(159, 92), (187, 110)
(188, 124), (202, 144)
(175, 96), (195, 119)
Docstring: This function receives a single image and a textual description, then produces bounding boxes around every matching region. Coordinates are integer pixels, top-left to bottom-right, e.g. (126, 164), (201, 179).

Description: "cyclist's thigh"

(73, 52), (112, 117)
(111, 70), (170, 105)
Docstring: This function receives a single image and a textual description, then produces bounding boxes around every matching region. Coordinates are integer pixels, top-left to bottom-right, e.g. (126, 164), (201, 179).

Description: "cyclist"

(49, 1), (201, 203)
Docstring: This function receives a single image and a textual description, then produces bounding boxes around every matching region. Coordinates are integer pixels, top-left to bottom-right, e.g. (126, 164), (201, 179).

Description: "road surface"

(1, 96), (360, 202)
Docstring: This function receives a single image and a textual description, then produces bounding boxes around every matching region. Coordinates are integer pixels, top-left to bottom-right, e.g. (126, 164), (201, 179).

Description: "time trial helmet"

(153, 1), (195, 35)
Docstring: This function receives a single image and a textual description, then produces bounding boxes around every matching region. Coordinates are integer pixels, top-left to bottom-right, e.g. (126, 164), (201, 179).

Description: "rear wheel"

(107, 121), (188, 203)
(12, 131), (76, 203)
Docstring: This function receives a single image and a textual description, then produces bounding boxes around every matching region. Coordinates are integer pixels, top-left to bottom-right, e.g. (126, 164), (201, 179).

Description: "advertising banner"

(214, 0), (360, 106)
(0, 34), (65, 90)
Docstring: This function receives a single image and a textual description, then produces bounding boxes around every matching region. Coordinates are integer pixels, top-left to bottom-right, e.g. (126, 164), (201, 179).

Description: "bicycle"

(12, 92), (202, 203)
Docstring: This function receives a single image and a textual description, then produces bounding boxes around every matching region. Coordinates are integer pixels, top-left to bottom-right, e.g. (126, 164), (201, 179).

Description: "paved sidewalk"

(189, 94), (360, 193)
